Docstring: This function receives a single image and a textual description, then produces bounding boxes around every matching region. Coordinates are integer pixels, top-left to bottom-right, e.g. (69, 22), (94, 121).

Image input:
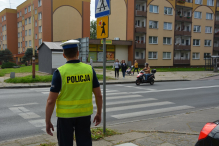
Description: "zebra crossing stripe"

(29, 119), (46, 127)
(18, 112), (40, 119)
(93, 95), (143, 101)
(111, 105), (194, 119)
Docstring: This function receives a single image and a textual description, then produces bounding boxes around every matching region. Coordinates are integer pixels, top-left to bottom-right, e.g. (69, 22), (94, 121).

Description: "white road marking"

(18, 112), (40, 119)
(132, 85), (219, 94)
(112, 105), (194, 119)
(42, 92), (50, 94)
(125, 86), (134, 88)
(13, 103), (38, 107)
(93, 95), (143, 101)
(29, 119), (46, 127)
(18, 107), (30, 112)
(30, 88), (50, 91)
(93, 98), (157, 107)
(9, 107), (22, 113)
(115, 85), (124, 86)
(96, 101), (174, 112)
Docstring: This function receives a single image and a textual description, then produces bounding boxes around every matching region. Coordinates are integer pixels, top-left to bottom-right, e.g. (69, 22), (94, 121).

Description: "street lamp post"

(31, 0), (35, 78)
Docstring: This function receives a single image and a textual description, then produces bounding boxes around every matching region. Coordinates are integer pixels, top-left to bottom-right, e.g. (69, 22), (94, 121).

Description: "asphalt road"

(0, 79), (219, 142)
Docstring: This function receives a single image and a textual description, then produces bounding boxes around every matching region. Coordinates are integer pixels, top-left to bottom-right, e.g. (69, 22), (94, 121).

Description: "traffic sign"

(97, 16), (109, 39)
(95, 0), (110, 18)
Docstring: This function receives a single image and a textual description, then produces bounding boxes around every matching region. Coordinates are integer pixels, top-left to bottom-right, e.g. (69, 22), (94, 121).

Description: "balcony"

(174, 59), (190, 64)
(175, 30), (191, 36)
(135, 27), (146, 33)
(136, 43), (146, 49)
(216, 20), (219, 25)
(176, 0), (193, 7)
(174, 45), (191, 50)
(136, 10), (147, 17)
(175, 15), (192, 22)
(214, 44), (219, 51)
(215, 33), (219, 37)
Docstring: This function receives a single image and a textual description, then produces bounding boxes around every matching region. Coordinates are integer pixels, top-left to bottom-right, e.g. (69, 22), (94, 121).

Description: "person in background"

(112, 59), (120, 79)
(90, 57), (93, 67)
(143, 63), (151, 80)
(121, 60), (127, 79)
(133, 60), (139, 75)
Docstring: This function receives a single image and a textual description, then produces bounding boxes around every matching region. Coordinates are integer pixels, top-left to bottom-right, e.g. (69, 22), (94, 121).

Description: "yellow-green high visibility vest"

(56, 62), (93, 118)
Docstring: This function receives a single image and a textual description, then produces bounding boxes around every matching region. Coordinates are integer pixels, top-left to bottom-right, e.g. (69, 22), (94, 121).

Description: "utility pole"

(31, 0), (35, 78)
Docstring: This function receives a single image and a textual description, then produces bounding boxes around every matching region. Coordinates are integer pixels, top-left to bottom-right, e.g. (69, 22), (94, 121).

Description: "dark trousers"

(115, 68), (119, 78)
(133, 68), (138, 74)
(122, 70), (126, 77)
(57, 116), (92, 146)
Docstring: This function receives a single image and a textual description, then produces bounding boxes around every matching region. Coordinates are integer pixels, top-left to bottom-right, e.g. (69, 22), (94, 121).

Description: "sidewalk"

(1, 106), (218, 146)
(0, 70), (218, 89)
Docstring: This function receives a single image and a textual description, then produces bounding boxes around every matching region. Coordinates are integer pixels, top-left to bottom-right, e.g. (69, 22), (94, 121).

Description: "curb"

(0, 80), (190, 89)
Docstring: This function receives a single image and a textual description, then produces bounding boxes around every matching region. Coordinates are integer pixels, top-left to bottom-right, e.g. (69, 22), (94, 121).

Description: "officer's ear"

(63, 53), (67, 59)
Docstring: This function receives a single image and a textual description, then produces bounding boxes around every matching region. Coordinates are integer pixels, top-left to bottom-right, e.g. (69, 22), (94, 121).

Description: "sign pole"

(31, 0), (35, 78)
(103, 38), (106, 135)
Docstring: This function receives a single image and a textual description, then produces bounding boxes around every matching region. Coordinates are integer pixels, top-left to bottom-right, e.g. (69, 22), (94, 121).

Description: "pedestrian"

(112, 59), (120, 79)
(133, 60), (139, 75)
(121, 60), (127, 79)
(90, 57), (93, 67)
(45, 40), (103, 146)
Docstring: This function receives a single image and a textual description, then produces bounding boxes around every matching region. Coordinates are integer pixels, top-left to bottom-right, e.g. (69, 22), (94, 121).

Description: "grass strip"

(4, 75), (52, 83)
(39, 143), (56, 146)
(91, 128), (120, 141)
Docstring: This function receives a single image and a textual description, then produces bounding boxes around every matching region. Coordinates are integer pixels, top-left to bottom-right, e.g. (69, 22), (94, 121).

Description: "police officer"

(45, 40), (103, 146)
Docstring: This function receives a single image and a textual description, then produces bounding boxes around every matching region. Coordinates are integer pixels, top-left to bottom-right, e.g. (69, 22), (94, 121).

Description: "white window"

(29, 40), (31, 46)
(35, 9), (37, 14)
(193, 39), (200, 46)
(17, 22), (19, 28)
(20, 11), (22, 16)
(25, 8), (27, 14)
(164, 7), (172, 15)
(38, 13), (42, 20)
(39, 26), (42, 33)
(4, 15), (6, 20)
(35, 21), (37, 27)
(195, 0), (203, 4)
(193, 53), (200, 59)
(149, 5), (158, 13)
(207, 0), (214, 6)
(28, 6), (31, 12)
(206, 13), (213, 20)
(5, 35), (6, 40)
(39, 39), (42, 45)
(23, 37), (24, 41)
(149, 52), (158, 59)
(23, 48), (25, 51)
(18, 42), (20, 48)
(149, 21), (158, 28)
(29, 29), (31, 36)
(149, 36), (158, 44)
(28, 17), (31, 24)
(205, 40), (211, 46)
(163, 37), (172, 44)
(35, 34), (37, 39)
(205, 26), (212, 33)
(25, 41), (27, 47)
(38, 0), (42, 7)
(204, 53), (211, 59)
(25, 19), (27, 25)
(25, 30), (27, 36)
(17, 13), (19, 18)
(18, 32), (20, 38)
(163, 22), (172, 30)
(163, 52), (171, 59)
(193, 25), (201, 32)
(194, 11), (202, 19)
(2, 36), (4, 40)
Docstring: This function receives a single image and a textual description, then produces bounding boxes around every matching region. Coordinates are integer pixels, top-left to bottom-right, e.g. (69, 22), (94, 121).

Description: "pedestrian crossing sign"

(97, 16), (109, 39)
(95, 0), (111, 18)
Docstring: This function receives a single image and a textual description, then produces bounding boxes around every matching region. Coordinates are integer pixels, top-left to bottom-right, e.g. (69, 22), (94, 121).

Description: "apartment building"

(108, 0), (219, 66)
(0, 0), (90, 63)
(0, 8), (18, 54)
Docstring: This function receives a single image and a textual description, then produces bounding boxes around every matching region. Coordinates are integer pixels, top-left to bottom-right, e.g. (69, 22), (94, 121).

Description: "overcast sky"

(0, 0), (96, 21)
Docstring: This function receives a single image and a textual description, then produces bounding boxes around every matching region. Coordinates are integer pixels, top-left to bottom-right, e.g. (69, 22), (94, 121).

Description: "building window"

(39, 26), (42, 33)
(18, 42), (20, 48)
(29, 40), (31, 46)
(2, 36), (4, 40)
(163, 22), (172, 30)
(23, 26), (24, 30)
(207, 0), (214, 6)
(17, 13), (19, 18)
(23, 37), (24, 41)
(149, 5), (158, 13)
(38, 0), (42, 7)
(35, 21), (37, 27)
(20, 11), (22, 16)
(164, 7), (172, 15)
(4, 15), (6, 21)
(204, 53), (211, 59)
(205, 40), (211, 46)
(205, 26), (212, 33)
(195, 0), (203, 4)
(206, 13), (213, 20)
(2, 17), (3, 22)
(193, 39), (200, 46)
(29, 29), (31, 36)
(39, 39), (42, 45)
(149, 52), (158, 59)
(25, 41), (27, 47)
(193, 25), (201, 32)
(149, 21), (158, 28)
(25, 30), (27, 36)
(194, 11), (202, 19)
(25, 19), (27, 25)
(35, 9), (37, 14)
(149, 36), (158, 44)
(193, 53), (200, 59)
(28, 6), (31, 12)
(17, 22), (19, 28)
(163, 52), (171, 59)
(5, 35), (6, 40)
(21, 42), (22, 47)
(28, 17), (31, 24)
(163, 37), (171, 45)
(18, 32), (20, 38)
(36, 46), (38, 50)
(25, 8), (27, 14)
(23, 48), (25, 52)
(38, 13), (42, 20)
(35, 34), (37, 39)
(21, 32), (22, 36)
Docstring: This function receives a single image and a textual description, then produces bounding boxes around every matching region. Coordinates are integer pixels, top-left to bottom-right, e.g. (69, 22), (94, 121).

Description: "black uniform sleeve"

(93, 68), (100, 88)
(50, 70), (62, 93)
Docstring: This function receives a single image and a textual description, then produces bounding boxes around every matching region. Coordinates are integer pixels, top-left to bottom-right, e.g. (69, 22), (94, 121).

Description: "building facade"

(108, 0), (219, 66)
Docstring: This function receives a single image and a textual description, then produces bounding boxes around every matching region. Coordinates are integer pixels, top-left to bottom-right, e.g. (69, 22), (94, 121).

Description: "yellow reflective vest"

(56, 62), (93, 118)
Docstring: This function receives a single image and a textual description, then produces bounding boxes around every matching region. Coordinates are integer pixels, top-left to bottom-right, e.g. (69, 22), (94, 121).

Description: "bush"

(1, 62), (17, 69)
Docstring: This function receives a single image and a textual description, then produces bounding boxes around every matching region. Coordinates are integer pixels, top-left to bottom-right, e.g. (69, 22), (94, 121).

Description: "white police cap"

(60, 40), (80, 49)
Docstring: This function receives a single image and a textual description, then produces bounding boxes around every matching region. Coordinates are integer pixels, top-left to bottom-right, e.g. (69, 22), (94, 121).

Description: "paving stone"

(16, 136), (45, 145)
(158, 143), (176, 146)
(115, 143), (138, 146)
(92, 140), (112, 146)
(0, 143), (22, 146)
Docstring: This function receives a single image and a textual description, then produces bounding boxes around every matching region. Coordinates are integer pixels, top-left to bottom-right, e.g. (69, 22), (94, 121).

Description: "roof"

(38, 42), (63, 51)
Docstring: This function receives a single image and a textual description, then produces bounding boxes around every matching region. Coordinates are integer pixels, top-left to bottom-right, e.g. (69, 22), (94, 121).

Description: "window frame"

(164, 7), (173, 15)
(205, 26), (212, 33)
(149, 36), (158, 44)
(193, 25), (201, 32)
(204, 40), (211, 46)
(192, 53), (200, 59)
(149, 5), (159, 13)
(163, 52), (171, 59)
(193, 39), (200, 46)
(148, 52), (158, 59)
(206, 13), (213, 20)
(194, 11), (202, 19)
(163, 22), (172, 30)
(149, 20), (158, 29)
(163, 37), (172, 45)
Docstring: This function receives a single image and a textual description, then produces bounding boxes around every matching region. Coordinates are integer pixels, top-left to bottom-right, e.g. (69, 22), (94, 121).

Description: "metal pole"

(31, 0), (35, 78)
(103, 38), (106, 135)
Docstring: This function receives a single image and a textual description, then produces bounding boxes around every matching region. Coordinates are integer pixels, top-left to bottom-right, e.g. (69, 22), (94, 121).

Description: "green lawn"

(0, 65), (39, 77)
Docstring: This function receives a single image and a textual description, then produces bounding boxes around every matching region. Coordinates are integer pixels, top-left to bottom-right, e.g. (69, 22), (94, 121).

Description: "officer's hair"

(63, 47), (78, 58)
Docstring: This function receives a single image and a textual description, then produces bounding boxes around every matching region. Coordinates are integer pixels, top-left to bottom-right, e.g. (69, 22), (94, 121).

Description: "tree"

(0, 49), (14, 63)
(21, 48), (38, 65)
(90, 20), (97, 39)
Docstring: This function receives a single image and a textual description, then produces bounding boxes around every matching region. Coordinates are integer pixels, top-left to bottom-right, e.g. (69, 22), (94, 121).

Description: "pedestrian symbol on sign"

(97, 0), (107, 11)
(97, 16), (109, 39)
(95, 0), (110, 17)
(101, 22), (106, 36)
